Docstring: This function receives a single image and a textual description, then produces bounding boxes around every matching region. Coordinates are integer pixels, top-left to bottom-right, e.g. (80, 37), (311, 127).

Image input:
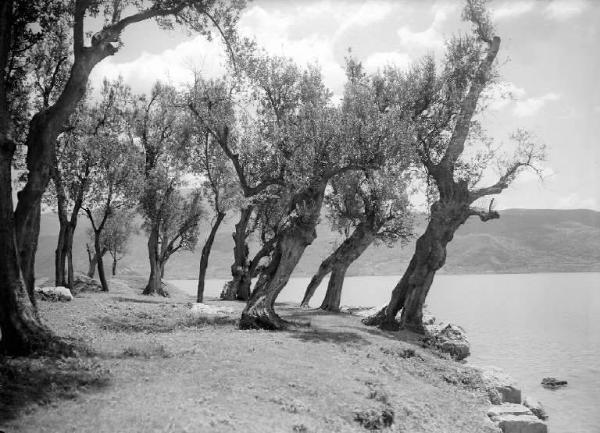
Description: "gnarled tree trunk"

(94, 233), (109, 292)
(197, 211), (226, 303)
(0, 147), (56, 354)
(240, 181), (326, 330)
(221, 206), (253, 301)
(363, 198), (472, 332)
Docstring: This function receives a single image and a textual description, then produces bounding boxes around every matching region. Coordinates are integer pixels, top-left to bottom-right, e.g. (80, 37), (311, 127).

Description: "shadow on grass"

(95, 312), (238, 334)
(0, 356), (110, 424)
(287, 328), (371, 345)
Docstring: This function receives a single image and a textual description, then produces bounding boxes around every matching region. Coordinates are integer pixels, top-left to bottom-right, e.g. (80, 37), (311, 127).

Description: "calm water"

(171, 273), (600, 433)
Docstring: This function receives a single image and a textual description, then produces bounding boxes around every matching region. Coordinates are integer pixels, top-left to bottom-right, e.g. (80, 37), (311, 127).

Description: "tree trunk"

(363, 200), (471, 332)
(301, 222), (377, 307)
(94, 233), (109, 292)
(17, 204), (40, 302)
(320, 263), (349, 312)
(0, 148), (60, 355)
(63, 224), (75, 289)
(55, 222), (68, 286)
(86, 244), (97, 278)
(221, 206), (252, 301)
(143, 226), (167, 296)
(240, 181), (326, 330)
(197, 211), (226, 303)
(112, 258), (117, 276)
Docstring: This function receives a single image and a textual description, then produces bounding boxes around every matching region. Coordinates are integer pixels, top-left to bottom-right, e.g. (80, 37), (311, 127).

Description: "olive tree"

(363, 0), (546, 332)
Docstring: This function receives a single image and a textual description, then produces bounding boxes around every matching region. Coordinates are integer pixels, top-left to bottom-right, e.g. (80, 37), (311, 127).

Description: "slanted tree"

(190, 122), (240, 303)
(187, 72), (284, 301)
(301, 168), (413, 312)
(238, 56), (408, 330)
(363, 0), (545, 332)
(0, 0), (246, 355)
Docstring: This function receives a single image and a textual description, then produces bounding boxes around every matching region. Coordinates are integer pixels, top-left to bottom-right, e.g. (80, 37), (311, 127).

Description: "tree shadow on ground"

(286, 327), (371, 345)
(0, 356), (110, 424)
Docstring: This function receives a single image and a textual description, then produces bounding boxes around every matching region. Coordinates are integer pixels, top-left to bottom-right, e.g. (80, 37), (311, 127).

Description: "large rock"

(35, 286), (73, 302)
(189, 303), (235, 317)
(425, 323), (471, 360)
(496, 414), (547, 433)
(523, 396), (548, 420)
(480, 366), (522, 404)
(72, 273), (103, 293)
(488, 404), (548, 433)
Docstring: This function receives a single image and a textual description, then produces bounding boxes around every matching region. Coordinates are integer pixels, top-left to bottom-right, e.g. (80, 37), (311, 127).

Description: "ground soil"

(1, 275), (499, 433)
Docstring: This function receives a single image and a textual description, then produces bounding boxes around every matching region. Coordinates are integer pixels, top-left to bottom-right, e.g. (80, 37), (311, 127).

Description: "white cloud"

(492, 1), (535, 20)
(90, 36), (228, 95)
(513, 92), (561, 117)
(396, 4), (455, 50)
(364, 51), (412, 73)
(544, 0), (588, 21)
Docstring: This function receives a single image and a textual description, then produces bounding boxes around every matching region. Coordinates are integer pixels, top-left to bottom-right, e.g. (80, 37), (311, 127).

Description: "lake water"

(171, 272), (600, 433)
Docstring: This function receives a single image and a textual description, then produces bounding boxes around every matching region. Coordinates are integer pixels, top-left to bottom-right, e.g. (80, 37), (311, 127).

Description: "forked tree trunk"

(319, 263), (350, 312)
(240, 182), (326, 330)
(112, 257), (117, 276)
(221, 206), (253, 301)
(143, 227), (168, 296)
(301, 222), (377, 307)
(197, 211), (226, 303)
(240, 231), (312, 329)
(363, 200), (471, 332)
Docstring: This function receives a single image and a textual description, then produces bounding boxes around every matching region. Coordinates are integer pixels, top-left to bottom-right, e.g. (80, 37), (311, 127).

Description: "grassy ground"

(1, 275), (499, 433)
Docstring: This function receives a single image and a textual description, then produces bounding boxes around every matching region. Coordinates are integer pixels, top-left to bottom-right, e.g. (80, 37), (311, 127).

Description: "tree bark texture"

(197, 211), (226, 303)
(240, 181), (327, 330)
(319, 263), (350, 312)
(0, 148), (57, 355)
(364, 197), (472, 332)
(221, 206), (253, 301)
(86, 244), (98, 278)
(300, 222), (377, 307)
(143, 226), (167, 296)
(94, 233), (109, 292)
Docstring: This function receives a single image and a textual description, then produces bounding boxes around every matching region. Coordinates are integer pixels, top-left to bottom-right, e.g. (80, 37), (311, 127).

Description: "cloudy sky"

(89, 0), (599, 211)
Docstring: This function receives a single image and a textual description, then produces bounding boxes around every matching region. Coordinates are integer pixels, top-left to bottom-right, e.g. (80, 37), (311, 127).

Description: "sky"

(88, 0), (600, 211)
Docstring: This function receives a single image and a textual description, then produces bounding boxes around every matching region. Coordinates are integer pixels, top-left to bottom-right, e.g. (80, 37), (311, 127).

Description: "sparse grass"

(2, 276), (497, 433)
(0, 356), (110, 423)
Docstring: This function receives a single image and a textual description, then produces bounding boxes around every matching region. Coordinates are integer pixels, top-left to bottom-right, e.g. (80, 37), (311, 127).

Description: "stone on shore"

(425, 323), (471, 361)
(523, 396), (548, 420)
(496, 414), (548, 433)
(35, 286), (73, 302)
(480, 367), (522, 404)
(189, 303), (235, 317)
(541, 377), (567, 389)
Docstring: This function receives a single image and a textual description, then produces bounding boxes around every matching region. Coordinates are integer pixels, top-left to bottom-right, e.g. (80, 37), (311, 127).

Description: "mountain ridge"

(34, 208), (600, 281)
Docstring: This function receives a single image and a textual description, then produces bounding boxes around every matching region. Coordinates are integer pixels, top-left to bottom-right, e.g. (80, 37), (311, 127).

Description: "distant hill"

(35, 208), (600, 282)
